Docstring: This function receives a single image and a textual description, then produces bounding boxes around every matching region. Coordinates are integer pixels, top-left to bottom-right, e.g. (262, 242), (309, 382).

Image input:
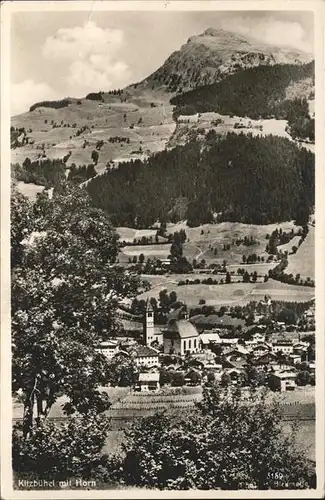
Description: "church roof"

(154, 326), (164, 335)
(165, 319), (199, 339)
(167, 308), (184, 321)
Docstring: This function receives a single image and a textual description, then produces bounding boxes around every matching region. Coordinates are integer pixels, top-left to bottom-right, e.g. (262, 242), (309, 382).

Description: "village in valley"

(9, 8), (318, 492)
(98, 294), (315, 395)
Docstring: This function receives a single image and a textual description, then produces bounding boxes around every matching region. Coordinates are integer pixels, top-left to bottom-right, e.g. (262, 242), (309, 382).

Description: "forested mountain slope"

(171, 62), (314, 142)
(86, 132), (314, 228)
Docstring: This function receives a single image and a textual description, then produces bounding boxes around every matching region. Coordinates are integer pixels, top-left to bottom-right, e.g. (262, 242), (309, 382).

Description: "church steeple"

(144, 298), (154, 346)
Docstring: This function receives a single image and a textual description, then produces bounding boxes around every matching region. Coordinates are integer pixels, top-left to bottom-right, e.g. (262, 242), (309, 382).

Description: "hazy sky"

(11, 10), (314, 115)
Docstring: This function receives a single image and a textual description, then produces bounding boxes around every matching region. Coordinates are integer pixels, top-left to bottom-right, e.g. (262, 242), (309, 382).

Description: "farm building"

(160, 258), (171, 267)
(177, 113), (199, 123)
(136, 372), (160, 392)
(269, 370), (297, 392)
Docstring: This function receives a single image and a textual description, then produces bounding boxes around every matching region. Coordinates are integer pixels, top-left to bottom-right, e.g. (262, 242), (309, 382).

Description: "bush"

(296, 371), (310, 386)
(119, 385), (315, 489)
(12, 413), (110, 481)
(170, 371), (185, 387)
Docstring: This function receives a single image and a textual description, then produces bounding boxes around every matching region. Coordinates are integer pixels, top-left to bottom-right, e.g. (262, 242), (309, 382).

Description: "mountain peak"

(144, 27), (313, 94)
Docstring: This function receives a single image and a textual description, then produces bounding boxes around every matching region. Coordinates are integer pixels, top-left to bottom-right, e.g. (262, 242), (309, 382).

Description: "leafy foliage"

(11, 184), (34, 268)
(11, 184), (141, 434)
(119, 385), (315, 489)
(107, 353), (138, 387)
(12, 412), (111, 480)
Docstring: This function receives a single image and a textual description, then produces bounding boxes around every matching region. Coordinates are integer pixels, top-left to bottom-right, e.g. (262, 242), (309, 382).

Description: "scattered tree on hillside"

(91, 150), (99, 165)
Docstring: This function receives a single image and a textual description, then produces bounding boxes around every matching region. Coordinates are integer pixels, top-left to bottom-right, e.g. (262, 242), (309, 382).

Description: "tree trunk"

(22, 394), (34, 438)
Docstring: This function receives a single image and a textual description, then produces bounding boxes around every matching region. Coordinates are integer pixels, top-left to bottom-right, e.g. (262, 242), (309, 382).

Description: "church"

(143, 300), (200, 356)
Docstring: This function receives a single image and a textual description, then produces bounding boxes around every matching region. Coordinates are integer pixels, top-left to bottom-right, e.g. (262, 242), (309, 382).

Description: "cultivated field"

(249, 278), (315, 303)
(119, 243), (170, 262)
(117, 227), (159, 243)
(138, 282), (258, 307)
(138, 276), (314, 307)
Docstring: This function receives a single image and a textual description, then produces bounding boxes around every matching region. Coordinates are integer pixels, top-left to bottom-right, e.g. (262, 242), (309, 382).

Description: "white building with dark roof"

(131, 345), (160, 367)
(137, 372), (160, 392)
(96, 340), (119, 360)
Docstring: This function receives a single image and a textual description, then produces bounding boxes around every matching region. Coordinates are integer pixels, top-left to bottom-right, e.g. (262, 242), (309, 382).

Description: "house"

(252, 332), (266, 343)
(293, 341), (310, 353)
(223, 367), (245, 384)
(177, 113), (199, 124)
(200, 332), (218, 349)
(131, 345), (160, 367)
(184, 368), (202, 386)
(253, 352), (278, 369)
(199, 331), (238, 350)
(230, 344), (248, 355)
(289, 354), (303, 365)
(160, 259), (171, 268)
(271, 340), (294, 355)
(269, 370), (297, 392)
(224, 349), (247, 365)
(309, 361), (316, 375)
(251, 343), (271, 358)
(136, 372), (160, 392)
(163, 318), (200, 356)
(204, 362), (223, 373)
(96, 340), (119, 360)
(202, 331), (239, 347)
